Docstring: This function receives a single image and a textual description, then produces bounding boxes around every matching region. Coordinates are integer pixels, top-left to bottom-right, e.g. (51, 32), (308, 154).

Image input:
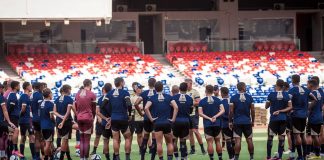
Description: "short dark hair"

(171, 85), (179, 94)
(103, 83), (112, 93)
(61, 84), (72, 94)
(311, 76), (320, 86)
(22, 82), (31, 90)
(308, 79), (318, 88)
(148, 78), (157, 88)
(283, 82), (290, 90)
(83, 79), (92, 87)
(179, 82), (188, 92)
(32, 82), (41, 90)
(114, 77), (124, 87)
(154, 81), (164, 92)
(237, 82), (246, 91)
(220, 87), (229, 96)
(276, 79), (285, 89)
(3, 81), (8, 88)
(205, 85), (214, 94)
(43, 88), (52, 98)
(11, 81), (20, 90)
(291, 74), (300, 84)
(184, 78), (192, 83)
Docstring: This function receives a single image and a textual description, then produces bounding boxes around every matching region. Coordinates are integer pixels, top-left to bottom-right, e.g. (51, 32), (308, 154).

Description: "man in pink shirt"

(75, 79), (96, 160)
(3, 80), (12, 99)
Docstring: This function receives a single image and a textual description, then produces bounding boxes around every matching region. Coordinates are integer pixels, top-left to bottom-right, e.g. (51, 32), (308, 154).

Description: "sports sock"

(92, 146), (97, 154)
(290, 132), (295, 153)
(191, 145), (195, 152)
(151, 138), (157, 160)
(60, 151), (66, 160)
(208, 153), (214, 160)
(200, 143), (205, 153)
(180, 141), (187, 159)
(35, 152), (40, 159)
(266, 139), (273, 158)
(159, 156), (163, 160)
(226, 140), (234, 159)
(44, 155), (49, 160)
(140, 138), (148, 160)
(29, 143), (36, 158)
(314, 146), (320, 156)
(167, 154), (173, 160)
(217, 153), (222, 160)
(296, 145), (303, 158)
(66, 151), (72, 160)
(13, 144), (18, 151)
(113, 153), (120, 160)
(234, 154), (239, 160)
(278, 139), (285, 158)
(249, 153), (254, 160)
(174, 151), (179, 158)
(56, 137), (61, 148)
(20, 144), (25, 155)
(321, 144), (324, 153)
(302, 144), (307, 157)
(126, 153), (130, 160)
(105, 153), (110, 160)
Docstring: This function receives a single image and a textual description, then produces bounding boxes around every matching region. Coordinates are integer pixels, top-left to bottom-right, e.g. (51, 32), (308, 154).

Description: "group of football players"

(0, 74), (323, 160)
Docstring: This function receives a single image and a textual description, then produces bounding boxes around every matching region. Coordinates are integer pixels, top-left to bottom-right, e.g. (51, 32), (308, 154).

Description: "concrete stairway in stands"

(151, 54), (189, 79)
(0, 54), (22, 81)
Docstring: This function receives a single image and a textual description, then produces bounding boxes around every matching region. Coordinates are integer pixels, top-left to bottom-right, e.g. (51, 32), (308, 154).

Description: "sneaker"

(307, 155), (321, 159)
(12, 150), (24, 157)
(283, 150), (291, 155)
(201, 150), (206, 155)
(189, 150), (195, 155)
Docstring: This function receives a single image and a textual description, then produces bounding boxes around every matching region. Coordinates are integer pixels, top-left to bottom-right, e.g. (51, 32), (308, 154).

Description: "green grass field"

(19, 131), (298, 160)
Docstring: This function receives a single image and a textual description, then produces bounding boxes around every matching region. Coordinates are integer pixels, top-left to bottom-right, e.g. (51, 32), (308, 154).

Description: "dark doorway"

(296, 13), (314, 51)
(139, 15), (163, 54)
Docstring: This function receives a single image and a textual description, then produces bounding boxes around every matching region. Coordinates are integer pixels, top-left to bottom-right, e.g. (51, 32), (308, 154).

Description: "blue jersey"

(199, 96), (223, 128)
(230, 93), (254, 125)
(0, 95), (5, 122)
(267, 91), (291, 122)
(54, 95), (73, 124)
(308, 90), (323, 124)
(140, 89), (156, 120)
(97, 95), (109, 126)
(107, 89), (131, 121)
(148, 93), (174, 125)
(288, 86), (311, 118)
(7, 92), (20, 118)
(19, 93), (31, 124)
(30, 91), (43, 122)
(173, 94), (193, 123)
(221, 98), (230, 128)
(40, 100), (55, 130)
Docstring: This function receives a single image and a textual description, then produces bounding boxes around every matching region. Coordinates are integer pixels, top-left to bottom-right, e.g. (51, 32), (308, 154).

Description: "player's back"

(54, 95), (73, 124)
(199, 96), (222, 127)
(30, 91), (43, 122)
(19, 93), (31, 124)
(288, 86), (311, 118)
(230, 93), (254, 125)
(150, 93), (173, 124)
(75, 89), (96, 121)
(308, 90), (324, 124)
(40, 100), (55, 130)
(7, 92), (19, 118)
(267, 91), (290, 121)
(173, 94), (193, 122)
(107, 89), (130, 121)
(221, 98), (230, 128)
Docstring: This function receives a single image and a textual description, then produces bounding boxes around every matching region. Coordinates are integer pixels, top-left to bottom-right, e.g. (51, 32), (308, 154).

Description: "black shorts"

(173, 121), (190, 138)
(0, 121), (9, 135)
(20, 124), (34, 136)
(101, 125), (112, 139)
(286, 116), (293, 132)
(143, 120), (154, 133)
(131, 121), (144, 134)
(154, 123), (172, 134)
(111, 120), (129, 134)
(95, 121), (103, 136)
(189, 116), (199, 129)
(57, 121), (73, 139)
(268, 120), (286, 136)
(292, 117), (306, 134)
(306, 123), (322, 136)
(42, 129), (54, 142)
(32, 121), (41, 132)
(204, 126), (221, 138)
(222, 127), (233, 140)
(9, 117), (19, 128)
(233, 124), (253, 138)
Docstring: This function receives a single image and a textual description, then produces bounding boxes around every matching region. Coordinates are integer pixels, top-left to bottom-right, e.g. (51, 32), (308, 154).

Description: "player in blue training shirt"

(144, 81), (178, 160)
(0, 83), (16, 159)
(18, 82), (36, 159)
(220, 87), (235, 160)
(172, 82), (193, 160)
(306, 79), (323, 159)
(30, 82), (44, 159)
(229, 82), (255, 160)
(198, 85), (225, 160)
(105, 77), (132, 160)
(53, 84), (76, 160)
(265, 79), (292, 160)
(134, 78), (157, 160)
(288, 74), (316, 160)
(7, 81), (23, 157)
(40, 88), (55, 160)
(96, 83), (113, 160)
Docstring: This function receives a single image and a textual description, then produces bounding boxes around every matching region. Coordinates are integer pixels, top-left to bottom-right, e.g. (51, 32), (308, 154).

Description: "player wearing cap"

(40, 88), (55, 160)
(185, 78), (206, 155)
(172, 83), (193, 160)
(75, 79), (97, 160)
(198, 85), (225, 160)
(288, 74), (316, 160)
(96, 83), (113, 160)
(229, 82), (255, 160)
(144, 81), (178, 160)
(134, 78), (158, 160)
(18, 82), (36, 160)
(6, 81), (23, 157)
(130, 82), (145, 151)
(53, 84), (77, 160)
(265, 79), (292, 160)
(220, 87), (235, 160)
(105, 77), (132, 160)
